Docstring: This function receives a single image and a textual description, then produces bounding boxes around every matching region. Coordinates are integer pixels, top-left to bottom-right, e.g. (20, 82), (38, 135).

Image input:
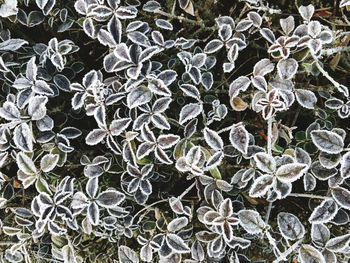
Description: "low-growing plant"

(1, 0), (350, 262)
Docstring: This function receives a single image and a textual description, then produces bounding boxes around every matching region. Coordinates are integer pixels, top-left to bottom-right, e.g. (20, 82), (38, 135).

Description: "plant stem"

(266, 231), (282, 257)
(312, 53), (342, 89)
(267, 117), (273, 156)
(288, 193), (332, 200)
(178, 181), (196, 200)
(272, 239), (303, 263)
(153, 10), (205, 28)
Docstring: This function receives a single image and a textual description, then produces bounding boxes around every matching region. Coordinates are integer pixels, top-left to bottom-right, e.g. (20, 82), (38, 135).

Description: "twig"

(288, 193), (332, 200)
(153, 10), (205, 28)
(272, 239), (303, 263)
(312, 53), (342, 89)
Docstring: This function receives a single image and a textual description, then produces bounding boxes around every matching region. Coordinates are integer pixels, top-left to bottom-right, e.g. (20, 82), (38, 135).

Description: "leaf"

(203, 128), (223, 150)
(114, 43), (131, 62)
(311, 223), (330, 247)
(280, 16), (295, 35)
(118, 245), (139, 263)
(260, 28), (275, 44)
(299, 4), (315, 21)
(127, 31), (150, 47)
(62, 245), (77, 263)
(156, 19), (173, 30)
(253, 152), (276, 173)
(0, 39), (28, 51)
(229, 125), (249, 154)
(127, 86), (152, 109)
(340, 0), (350, 7)
(325, 233), (350, 252)
(191, 240), (204, 261)
(229, 76), (251, 98)
(166, 233), (190, 253)
(204, 39), (223, 54)
(157, 134), (180, 149)
(53, 74), (71, 92)
(311, 130), (344, 154)
(17, 152), (37, 175)
(40, 154), (59, 173)
(341, 152), (350, 178)
(275, 163), (307, 183)
(298, 245), (325, 263)
(28, 96), (48, 121)
(179, 103), (202, 125)
(110, 118), (131, 136)
(248, 11), (262, 27)
(0, 101), (20, 121)
(295, 89), (317, 109)
(14, 123), (33, 152)
(277, 212), (305, 240)
(253, 58), (275, 77)
(238, 210), (266, 234)
(180, 84), (200, 100)
(167, 217), (188, 232)
(277, 58), (298, 80)
(332, 187), (350, 210)
(309, 199), (338, 224)
(249, 174), (274, 198)
(97, 189), (125, 208)
(85, 129), (107, 145)
(235, 20), (253, 32)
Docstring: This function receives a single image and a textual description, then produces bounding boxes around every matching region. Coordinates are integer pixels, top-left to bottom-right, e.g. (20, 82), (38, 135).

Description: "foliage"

(1, 0), (350, 262)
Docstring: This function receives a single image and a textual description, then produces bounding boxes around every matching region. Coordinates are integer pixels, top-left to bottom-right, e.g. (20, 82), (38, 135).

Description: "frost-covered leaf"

(179, 103), (202, 125)
(249, 174), (274, 198)
(295, 89), (317, 109)
(14, 123), (33, 152)
(340, 0), (350, 7)
(40, 154), (59, 173)
(166, 233), (190, 253)
(277, 58), (298, 80)
(157, 134), (180, 149)
(167, 217), (188, 232)
(332, 187), (350, 210)
(280, 16), (295, 35)
(260, 28), (275, 44)
(114, 43), (131, 62)
(229, 125), (249, 154)
(275, 163), (307, 183)
(201, 72), (213, 90)
(299, 4), (314, 21)
(203, 128), (223, 150)
(204, 39), (223, 54)
(325, 233), (350, 252)
(309, 199), (337, 224)
(238, 210), (265, 234)
(340, 152), (350, 178)
(229, 76), (251, 98)
(110, 118), (131, 136)
(311, 130), (344, 154)
(191, 240), (204, 261)
(0, 39), (28, 51)
(311, 223), (330, 247)
(277, 212), (305, 240)
(17, 152), (37, 175)
(180, 84), (200, 100)
(127, 86), (152, 109)
(253, 58), (274, 77)
(248, 11), (262, 28)
(0, 101), (20, 120)
(28, 96), (48, 121)
(85, 129), (107, 145)
(97, 189), (125, 208)
(119, 245), (139, 263)
(253, 152), (276, 173)
(298, 245), (325, 263)
(156, 19), (173, 30)
(235, 20), (253, 32)
(127, 31), (150, 47)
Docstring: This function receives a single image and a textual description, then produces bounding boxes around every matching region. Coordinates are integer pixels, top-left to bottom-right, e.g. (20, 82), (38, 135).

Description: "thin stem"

(272, 239), (303, 263)
(153, 10), (205, 28)
(266, 231), (282, 257)
(288, 193), (332, 200)
(267, 117), (273, 156)
(312, 53), (341, 89)
(265, 202), (273, 224)
(178, 181), (196, 200)
(321, 46), (350, 56)
(130, 198), (169, 225)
